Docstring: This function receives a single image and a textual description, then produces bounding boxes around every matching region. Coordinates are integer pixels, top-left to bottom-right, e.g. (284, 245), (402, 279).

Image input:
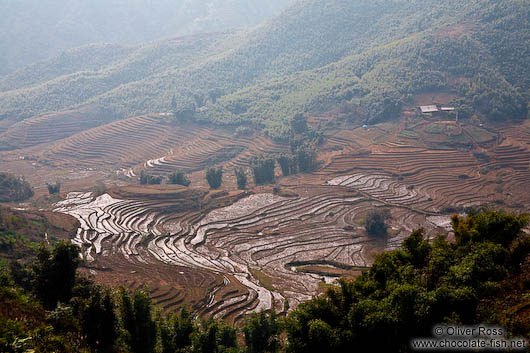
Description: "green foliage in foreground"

(284, 211), (530, 352)
(0, 210), (529, 352)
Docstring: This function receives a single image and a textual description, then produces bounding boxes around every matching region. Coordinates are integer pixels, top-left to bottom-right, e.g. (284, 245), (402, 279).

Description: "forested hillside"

(0, 0), (528, 140)
(0, 0), (290, 75)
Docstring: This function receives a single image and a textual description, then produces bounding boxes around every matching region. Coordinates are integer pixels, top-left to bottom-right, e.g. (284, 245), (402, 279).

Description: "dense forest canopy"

(0, 0), (290, 75)
(0, 0), (528, 140)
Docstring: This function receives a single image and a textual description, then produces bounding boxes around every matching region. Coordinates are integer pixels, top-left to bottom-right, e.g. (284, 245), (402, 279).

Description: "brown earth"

(2, 110), (530, 323)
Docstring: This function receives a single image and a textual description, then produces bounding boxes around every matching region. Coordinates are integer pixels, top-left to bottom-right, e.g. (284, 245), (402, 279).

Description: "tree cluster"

(364, 208), (392, 237)
(234, 168), (247, 190)
(205, 167), (223, 189)
(250, 156), (276, 186)
(46, 181), (61, 195)
(167, 171), (191, 187)
(140, 171), (163, 185)
(0, 173), (34, 202)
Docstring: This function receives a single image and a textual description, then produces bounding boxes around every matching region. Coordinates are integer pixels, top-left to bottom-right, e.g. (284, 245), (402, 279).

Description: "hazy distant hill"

(0, 0), (528, 140)
(0, 0), (290, 75)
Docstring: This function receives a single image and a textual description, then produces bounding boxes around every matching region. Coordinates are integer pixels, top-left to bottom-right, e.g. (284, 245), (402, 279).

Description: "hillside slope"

(0, 0), (290, 75)
(0, 0), (527, 140)
(208, 1), (530, 137)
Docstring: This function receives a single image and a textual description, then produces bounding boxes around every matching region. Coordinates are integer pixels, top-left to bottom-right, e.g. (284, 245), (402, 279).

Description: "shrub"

(235, 126), (254, 137)
(364, 208), (391, 236)
(46, 181), (61, 195)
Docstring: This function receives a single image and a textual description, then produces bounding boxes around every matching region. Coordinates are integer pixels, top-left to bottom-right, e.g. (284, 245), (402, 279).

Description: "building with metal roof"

(419, 105), (439, 113)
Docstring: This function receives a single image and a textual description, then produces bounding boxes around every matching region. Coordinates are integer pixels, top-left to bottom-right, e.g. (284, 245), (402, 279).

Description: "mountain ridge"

(0, 0), (527, 141)
(0, 0), (291, 75)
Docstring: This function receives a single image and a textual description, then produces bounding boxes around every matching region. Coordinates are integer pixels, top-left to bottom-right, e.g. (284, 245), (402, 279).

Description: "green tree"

(192, 319), (237, 353)
(243, 310), (280, 353)
(276, 154), (297, 176)
(295, 145), (318, 173)
(290, 113), (308, 135)
(133, 290), (157, 353)
(168, 171), (191, 186)
(364, 208), (391, 236)
(34, 242), (80, 310)
(307, 319), (339, 353)
(119, 288), (157, 353)
(192, 320), (218, 353)
(235, 168), (247, 190)
(139, 171), (163, 185)
(206, 167), (223, 189)
(80, 287), (117, 353)
(0, 173), (34, 202)
(160, 307), (195, 353)
(251, 156), (275, 185)
(46, 181), (61, 195)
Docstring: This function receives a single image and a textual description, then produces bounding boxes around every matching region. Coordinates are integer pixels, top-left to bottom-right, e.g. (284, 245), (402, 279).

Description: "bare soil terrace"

(1, 112), (529, 323)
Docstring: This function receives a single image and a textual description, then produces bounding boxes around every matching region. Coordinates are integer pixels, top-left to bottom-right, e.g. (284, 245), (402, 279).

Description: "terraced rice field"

(46, 115), (287, 177)
(56, 188), (400, 321)
(0, 106), (112, 150)
(5, 112), (530, 321)
(322, 131), (530, 212)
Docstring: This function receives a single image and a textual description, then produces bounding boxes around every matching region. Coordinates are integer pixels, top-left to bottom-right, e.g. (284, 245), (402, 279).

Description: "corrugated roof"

(420, 105), (439, 113)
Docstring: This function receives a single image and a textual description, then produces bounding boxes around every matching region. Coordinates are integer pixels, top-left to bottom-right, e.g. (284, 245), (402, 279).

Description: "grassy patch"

(317, 281), (338, 292)
(373, 133), (390, 143)
(464, 125), (496, 143)
(446, 132), (472, 146)
(249, 267), (276, 292)
(398, 129), (418, 138)
(425, 123), (446, 134)
(375, 122), (395, 133)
